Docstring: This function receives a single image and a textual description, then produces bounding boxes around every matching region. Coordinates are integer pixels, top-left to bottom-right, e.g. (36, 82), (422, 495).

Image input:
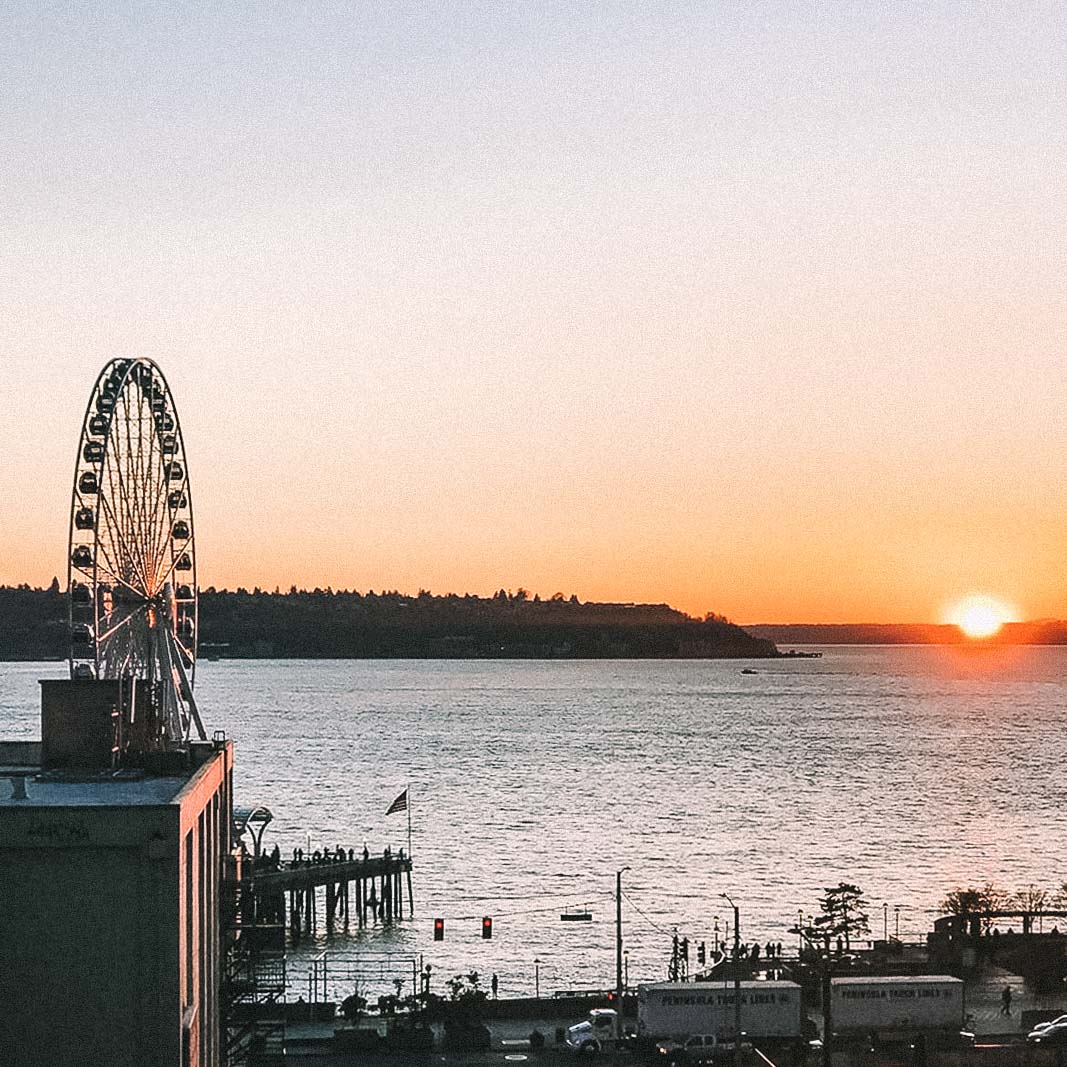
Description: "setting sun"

(946, 595), (1017, 639)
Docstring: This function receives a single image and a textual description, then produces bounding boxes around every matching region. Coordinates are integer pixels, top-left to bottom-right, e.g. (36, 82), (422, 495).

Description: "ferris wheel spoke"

(98, 621), (129, 677)
(123, 389), (152, 587)
(111, 393), (138, 562)
(172, 630), (195, 666)
(155, 531), (193, 592)
(144, 411), (171, 593)
(147, 482), (178, 594)
(132, 385), (156, 574)
(122, 386), (154, 590)
(103, 432), (148, 590)
(93, 535), (149, 602)
(97, 411), (135, 585)
(115, 633), (137, 679)
(96, 602), (149, 645)
(104, 479), (154, 594)
(98, 493), (148, 593)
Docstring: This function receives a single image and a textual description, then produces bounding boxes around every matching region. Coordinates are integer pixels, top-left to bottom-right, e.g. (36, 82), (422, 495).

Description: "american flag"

(385, 789), (408, 816)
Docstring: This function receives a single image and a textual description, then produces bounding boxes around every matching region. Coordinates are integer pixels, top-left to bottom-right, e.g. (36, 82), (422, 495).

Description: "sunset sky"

(2, 3), (1066, 623)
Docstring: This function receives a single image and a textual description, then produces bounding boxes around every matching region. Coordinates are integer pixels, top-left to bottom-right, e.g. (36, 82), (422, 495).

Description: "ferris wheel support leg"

(170, 629), (207, 741)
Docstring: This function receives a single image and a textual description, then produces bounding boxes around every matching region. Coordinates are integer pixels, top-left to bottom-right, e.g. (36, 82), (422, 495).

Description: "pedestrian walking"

(1001, 985), (1012, 1015)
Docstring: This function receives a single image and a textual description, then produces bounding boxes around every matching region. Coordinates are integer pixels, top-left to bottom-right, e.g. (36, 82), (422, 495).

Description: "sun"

(946, 595), (1016, 639)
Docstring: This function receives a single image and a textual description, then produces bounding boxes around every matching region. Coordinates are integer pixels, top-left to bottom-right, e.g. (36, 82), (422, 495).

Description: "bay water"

(3, 646), (1063, 1000)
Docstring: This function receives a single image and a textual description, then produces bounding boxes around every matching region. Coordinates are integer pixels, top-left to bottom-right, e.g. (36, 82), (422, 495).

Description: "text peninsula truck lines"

(638, 981), (804, 1040)
(831, 976), (965, 1034)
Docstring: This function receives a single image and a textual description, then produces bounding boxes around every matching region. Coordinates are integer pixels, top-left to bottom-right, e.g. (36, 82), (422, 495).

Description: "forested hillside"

(0, 583), (779, 660)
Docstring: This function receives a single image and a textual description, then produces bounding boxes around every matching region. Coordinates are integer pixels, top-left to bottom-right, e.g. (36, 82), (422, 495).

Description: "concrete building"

(0, 679), (233, 1067)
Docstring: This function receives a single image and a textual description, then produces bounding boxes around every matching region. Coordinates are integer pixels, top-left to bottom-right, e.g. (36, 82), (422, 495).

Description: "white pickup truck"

(655, 1033), (749, 1065)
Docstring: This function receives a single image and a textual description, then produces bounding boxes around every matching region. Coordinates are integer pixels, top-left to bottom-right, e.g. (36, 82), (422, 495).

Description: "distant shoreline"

(746, 622), (1067, 645)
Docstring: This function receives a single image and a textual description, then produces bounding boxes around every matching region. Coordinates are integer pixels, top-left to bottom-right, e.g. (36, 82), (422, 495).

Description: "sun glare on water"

(947, 595), (1016, 639)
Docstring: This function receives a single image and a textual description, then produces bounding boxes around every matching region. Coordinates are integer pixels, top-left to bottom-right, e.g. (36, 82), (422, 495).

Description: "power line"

(434, 893), (613, 923)
(622, 889), (671, 934)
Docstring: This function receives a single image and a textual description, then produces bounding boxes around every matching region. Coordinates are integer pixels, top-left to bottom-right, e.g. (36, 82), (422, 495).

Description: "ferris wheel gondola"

(67, 358), (205, 746)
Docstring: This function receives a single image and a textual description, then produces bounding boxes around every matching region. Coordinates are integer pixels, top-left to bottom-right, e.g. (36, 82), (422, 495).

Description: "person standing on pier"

(1001, 986), (1012, 1015)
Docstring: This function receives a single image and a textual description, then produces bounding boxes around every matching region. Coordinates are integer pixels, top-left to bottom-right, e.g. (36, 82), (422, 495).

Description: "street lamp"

(534, 958), (541, 1001)
(894, 905), (901, 940)
(721, 893), (742, 1058)
(883, 902), (888, 942)
(624, 950), (630, 992)
(714, 916), (720, 954)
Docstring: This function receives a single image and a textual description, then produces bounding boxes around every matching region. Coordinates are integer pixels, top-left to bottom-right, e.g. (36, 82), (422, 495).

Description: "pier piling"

(250, 852), (413, 939)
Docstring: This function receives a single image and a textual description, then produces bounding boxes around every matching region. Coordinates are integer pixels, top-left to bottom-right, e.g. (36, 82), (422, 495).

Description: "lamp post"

(714, 916), (720, 954)
(617, 867), (630, 1040)
(797, 910), (804, 958)
(883, 902), (888, 942)
(534, 958), (541, 1001)
(721, 893), (742, 1060)
(624, 950), (630, 992)
(894, 905), (901, 940)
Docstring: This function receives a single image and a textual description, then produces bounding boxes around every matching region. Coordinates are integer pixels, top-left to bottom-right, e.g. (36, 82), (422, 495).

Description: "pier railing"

(247, 853), (413, 938)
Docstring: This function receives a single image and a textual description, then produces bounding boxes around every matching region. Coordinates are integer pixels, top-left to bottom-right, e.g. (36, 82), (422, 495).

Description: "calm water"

(3, 647), (1065, 999)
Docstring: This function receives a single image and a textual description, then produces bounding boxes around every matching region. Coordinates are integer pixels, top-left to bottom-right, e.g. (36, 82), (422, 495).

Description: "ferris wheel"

(67, 358), (205, 746)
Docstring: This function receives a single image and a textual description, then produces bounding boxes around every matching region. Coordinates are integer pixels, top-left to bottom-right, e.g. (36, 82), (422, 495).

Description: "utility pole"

(821, 933), (833, 1067)
(616, 867), (630, 1041)
(794, 917), (834, 1067)
(722, 893), (742, 1061)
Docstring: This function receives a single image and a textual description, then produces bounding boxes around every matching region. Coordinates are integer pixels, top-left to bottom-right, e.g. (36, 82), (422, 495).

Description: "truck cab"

(566, 1009), (619, 1055)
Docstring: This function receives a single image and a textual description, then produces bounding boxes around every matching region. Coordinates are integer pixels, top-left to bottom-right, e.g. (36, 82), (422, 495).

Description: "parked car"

(1028, 1021), (1067, 1045)
(1030, 1014), (1067, 1034)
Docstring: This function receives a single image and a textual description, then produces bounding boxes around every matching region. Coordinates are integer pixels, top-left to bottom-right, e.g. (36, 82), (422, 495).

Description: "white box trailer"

(638, 981), (804, 1040)
(831, 976), (965, 1034)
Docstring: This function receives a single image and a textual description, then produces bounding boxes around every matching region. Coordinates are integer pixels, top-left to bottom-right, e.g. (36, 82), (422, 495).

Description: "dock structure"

(250, 852), (413, 939)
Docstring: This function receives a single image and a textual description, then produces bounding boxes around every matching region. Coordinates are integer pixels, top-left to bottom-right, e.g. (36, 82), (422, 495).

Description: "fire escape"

(223, 854), (287, 1065)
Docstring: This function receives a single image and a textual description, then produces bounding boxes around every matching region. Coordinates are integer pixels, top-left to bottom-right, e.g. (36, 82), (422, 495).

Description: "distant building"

(0, 679), (233, 1067)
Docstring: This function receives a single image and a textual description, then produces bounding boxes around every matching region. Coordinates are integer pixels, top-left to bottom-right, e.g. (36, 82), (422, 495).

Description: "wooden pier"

(249, 853), (414, 939)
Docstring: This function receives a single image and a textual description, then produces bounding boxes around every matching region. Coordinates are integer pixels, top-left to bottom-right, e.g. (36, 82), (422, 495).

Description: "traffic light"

(697, 941), (706, 964)
(482, 916), (493, 939)
(434, 917), (444, 941)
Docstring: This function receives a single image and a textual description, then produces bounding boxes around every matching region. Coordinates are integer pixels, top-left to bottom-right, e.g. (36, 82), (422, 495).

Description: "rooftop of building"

(0, 738), (225, 808)
(0, 767), (189, 807)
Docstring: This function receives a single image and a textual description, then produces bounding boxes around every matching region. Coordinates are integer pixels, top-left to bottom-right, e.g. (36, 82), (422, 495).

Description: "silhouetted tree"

(818, 883), (870, 952)
(940, 884), (1007, 917)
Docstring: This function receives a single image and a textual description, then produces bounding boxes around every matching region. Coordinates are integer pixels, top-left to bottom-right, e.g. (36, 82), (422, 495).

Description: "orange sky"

(2, 5), (1066, 624)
